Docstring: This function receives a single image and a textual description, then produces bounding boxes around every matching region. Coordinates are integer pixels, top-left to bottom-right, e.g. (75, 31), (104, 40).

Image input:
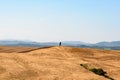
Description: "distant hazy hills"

(96, 41), (120, 47)
(0, 40), (120, 50)
(0, 40), (58, 47)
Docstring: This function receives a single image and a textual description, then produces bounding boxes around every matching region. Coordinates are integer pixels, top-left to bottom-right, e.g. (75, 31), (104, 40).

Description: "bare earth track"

(0, 46), (120, 80)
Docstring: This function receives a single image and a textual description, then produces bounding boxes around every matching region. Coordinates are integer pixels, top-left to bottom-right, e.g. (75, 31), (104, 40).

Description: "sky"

(0, 0), (120, 43)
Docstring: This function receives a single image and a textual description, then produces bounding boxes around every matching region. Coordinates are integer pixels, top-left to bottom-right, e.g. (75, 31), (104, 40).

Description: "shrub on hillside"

(89, 68), (106, 76)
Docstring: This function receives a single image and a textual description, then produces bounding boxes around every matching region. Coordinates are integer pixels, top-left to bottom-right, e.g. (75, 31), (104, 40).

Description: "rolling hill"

(0, 46), (120, 80)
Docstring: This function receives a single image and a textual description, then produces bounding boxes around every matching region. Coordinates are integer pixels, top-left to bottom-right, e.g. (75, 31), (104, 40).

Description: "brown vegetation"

(0, 46), (120, 80)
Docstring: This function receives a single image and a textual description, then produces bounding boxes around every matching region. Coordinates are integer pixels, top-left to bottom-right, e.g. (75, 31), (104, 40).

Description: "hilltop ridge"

(0, 46), (120, 80)
(0, 40), (120, 50)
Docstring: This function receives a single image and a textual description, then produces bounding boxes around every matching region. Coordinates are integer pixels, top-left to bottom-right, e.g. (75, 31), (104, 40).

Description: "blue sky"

(0, 0), (120, 43)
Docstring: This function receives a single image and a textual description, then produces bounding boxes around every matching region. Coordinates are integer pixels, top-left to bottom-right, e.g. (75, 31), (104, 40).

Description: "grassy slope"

(0, 46), (120, 80)
(0, 46), (38, 53)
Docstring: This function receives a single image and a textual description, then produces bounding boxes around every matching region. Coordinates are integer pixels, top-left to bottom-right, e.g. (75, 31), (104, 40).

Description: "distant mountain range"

(0, 40), (120, 50)
(0, 40), (58, 47)
(95, 41), (120, 47)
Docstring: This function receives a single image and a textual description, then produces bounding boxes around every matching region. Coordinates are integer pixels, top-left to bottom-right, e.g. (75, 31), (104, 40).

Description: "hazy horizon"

(0, 0), (120, 43)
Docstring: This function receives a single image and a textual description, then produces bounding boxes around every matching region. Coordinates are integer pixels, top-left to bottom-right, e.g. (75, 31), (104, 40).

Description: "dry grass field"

(0, 46), (120, 80)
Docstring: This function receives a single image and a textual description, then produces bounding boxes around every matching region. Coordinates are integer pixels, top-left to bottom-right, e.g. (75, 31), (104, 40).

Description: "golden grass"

(0, 46), (120, 80)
